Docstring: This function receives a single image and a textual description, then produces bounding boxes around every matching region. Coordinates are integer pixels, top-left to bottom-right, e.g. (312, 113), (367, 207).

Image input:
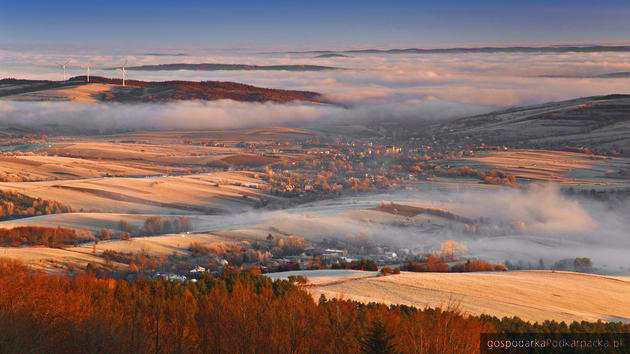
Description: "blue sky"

(2, 0), (630, 47)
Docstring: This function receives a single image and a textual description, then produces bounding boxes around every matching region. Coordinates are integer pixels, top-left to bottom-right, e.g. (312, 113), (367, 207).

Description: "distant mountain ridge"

(114, 63), (341, 71)
(313, 54), (352, 58)
(140, 53), (188, 56)
(273, 45), (630, 55)
(541, 72), (630, 79)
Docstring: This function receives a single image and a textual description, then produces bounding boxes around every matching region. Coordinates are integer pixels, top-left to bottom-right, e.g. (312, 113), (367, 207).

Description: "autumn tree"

(180, 216), (192, 232)
(98, 228), (114, 241)
(440, 240), (467, 261)
(144, 216), (164, 235)
(128, 260), (139, 273)
(119, 219), (133, 233)
(427, 256), (449, 272)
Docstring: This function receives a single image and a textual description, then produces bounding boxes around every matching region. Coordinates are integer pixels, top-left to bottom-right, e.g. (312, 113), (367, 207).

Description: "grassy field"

(0, 232), (232, 272)
(0, 171), (267, 214)
(0, 83), (114, 102)
(465, 149), (630, 185)
(308, 270), (630, 323)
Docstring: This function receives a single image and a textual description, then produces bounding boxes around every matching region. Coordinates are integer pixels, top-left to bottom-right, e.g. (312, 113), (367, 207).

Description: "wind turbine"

(56, 59), (71, 81)
(82, 62), (92, 82)
(117, 59), (128, 86)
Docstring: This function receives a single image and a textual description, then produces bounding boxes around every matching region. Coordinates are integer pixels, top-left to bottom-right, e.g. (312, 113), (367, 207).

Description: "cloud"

(0, 100), (323, 133)
(253, 184), (629, 273)
(187, 183), (630, 273)
(2, 45), (630, 108)
(454, 184), (596, 234)
(0, 99), (494, 134)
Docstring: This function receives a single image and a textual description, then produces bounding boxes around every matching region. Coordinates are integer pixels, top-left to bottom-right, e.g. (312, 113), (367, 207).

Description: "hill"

(0, 77), (326, 104)
(429, 94), (630, 152)
(310, 93), (630, 154)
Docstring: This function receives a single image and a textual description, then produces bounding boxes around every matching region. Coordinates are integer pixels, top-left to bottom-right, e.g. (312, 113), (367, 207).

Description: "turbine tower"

(56, 59), (71, 81)
(117, 59), (128, 86)
(82, 62), (91, 82)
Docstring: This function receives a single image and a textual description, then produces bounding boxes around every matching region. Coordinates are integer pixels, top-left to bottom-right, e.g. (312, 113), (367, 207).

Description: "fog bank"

(0, 99), (492, 134)
(205, 184), (630, 275)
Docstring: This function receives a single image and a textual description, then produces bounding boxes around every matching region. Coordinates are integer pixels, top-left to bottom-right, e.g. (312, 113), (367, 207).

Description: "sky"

(1, 0), (630, 48)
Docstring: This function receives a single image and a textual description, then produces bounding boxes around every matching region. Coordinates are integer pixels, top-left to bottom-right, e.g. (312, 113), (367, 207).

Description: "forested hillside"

(0, 260), (627, 353)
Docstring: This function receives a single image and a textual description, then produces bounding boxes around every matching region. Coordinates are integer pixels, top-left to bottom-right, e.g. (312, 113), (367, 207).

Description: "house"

(324, 249), (346, 256)
(168, 274), (187, 282)
(190, 265), (206, 273)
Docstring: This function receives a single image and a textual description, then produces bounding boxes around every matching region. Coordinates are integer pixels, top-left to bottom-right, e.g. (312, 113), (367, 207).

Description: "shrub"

(97, 228), (113, 240)
(451, 259), (507, 272)
(119, 232), (131, 240)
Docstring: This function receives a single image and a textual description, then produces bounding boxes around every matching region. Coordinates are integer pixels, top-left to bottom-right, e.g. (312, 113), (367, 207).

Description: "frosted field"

(308, 270), (630, 323)
(266, 269), (378, 285)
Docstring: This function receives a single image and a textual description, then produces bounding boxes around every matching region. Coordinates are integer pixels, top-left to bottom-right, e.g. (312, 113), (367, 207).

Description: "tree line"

(0, 226), (90, 247)
(0, 190), (72, 220)
(402, 258), (506, 273)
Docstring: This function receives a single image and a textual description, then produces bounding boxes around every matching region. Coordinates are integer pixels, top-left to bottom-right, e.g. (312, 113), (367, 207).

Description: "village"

(145, 232), (407, 282)
(135, 228), (513, 283)
(190, 133), (520, 204)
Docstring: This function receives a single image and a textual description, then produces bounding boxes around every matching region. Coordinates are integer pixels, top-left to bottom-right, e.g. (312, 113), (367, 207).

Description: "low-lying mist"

(198, 184), (630, 275)
(0, 99), (493, 134)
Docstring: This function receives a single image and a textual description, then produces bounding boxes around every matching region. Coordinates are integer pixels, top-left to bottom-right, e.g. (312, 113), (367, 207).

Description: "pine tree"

(360, 319), (397, 354)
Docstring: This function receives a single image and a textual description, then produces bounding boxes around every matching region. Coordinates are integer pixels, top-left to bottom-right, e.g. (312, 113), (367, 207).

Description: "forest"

(0, 259), (627, 353)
